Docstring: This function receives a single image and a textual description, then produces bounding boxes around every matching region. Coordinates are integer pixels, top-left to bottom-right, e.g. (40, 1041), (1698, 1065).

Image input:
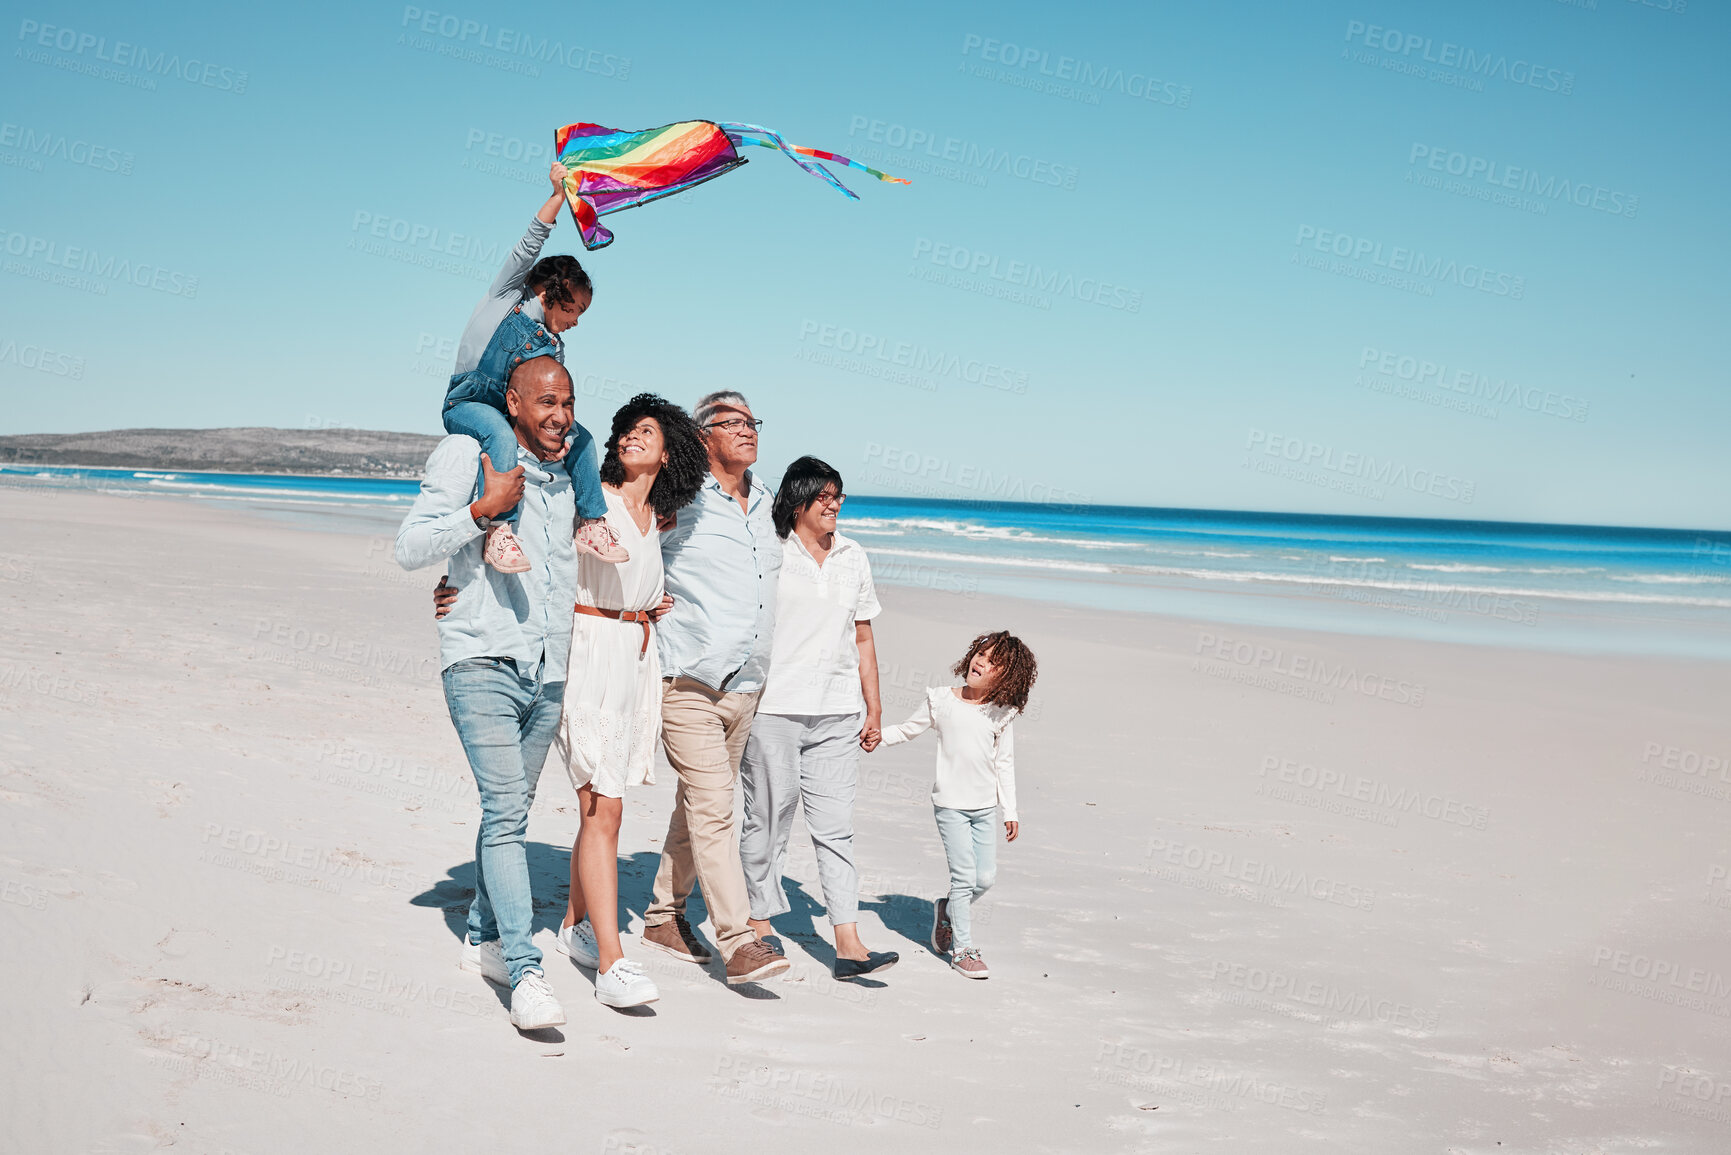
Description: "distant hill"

(0, 427), (444, 478)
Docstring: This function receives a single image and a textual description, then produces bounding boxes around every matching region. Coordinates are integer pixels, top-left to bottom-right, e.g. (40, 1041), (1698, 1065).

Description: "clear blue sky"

(2, 0), (1725, 529)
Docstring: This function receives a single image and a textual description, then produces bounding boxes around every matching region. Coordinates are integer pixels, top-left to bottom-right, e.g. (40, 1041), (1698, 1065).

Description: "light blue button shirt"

(395, 435), (577, 679)
(656, 470), (781, 692)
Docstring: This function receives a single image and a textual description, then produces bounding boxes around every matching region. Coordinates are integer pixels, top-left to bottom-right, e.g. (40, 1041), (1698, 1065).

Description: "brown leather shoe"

(641, 915), (712, 963)
(725, 939), (791, 986)
(931, 897), (953, 955)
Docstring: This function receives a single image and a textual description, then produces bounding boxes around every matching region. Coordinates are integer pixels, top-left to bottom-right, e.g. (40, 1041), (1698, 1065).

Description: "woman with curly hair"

(550, 393), (708, 1008)
(878, 630), (1038, 980)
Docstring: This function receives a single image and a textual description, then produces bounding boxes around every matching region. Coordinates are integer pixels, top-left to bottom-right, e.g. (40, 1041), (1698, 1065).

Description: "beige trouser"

(646, 676), (760, 960)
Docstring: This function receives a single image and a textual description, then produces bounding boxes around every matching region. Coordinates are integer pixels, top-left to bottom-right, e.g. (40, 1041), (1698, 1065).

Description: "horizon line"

(2, 454), (1725, 538)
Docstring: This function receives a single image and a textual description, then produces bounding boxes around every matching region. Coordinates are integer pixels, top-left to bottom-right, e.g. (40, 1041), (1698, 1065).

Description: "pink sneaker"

(951, 947), (989, 979)
(575, 519), (629, 564)
(483, 523), (531, 574)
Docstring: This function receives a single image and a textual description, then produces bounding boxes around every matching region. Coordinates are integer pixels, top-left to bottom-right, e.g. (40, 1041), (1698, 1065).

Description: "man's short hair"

(694, 390), (750, 429)
(508, 355), (571, 396)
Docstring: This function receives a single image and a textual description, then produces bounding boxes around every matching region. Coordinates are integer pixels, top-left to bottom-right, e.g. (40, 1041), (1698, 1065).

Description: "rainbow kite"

(554, 120), (909, 250)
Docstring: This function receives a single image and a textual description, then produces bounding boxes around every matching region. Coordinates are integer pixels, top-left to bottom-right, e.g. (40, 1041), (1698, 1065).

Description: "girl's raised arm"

(536, 162), (571, 225)
(480, 163), (573, 307)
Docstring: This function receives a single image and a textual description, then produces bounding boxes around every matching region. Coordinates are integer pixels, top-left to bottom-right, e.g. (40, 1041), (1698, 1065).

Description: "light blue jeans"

(442, 656), (564, 986)
(934, 804), (997, 950)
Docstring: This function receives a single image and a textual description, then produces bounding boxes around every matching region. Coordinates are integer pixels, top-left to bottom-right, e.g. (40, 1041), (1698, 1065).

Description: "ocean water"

(7, 464), (1729, 659)
(840, 496), (1731, 659)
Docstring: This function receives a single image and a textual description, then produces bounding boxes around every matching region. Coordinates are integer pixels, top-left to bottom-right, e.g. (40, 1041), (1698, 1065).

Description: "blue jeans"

(934, 805), (997, 950)
(442, 301), (605, 522)
(442, 656), (565, 986)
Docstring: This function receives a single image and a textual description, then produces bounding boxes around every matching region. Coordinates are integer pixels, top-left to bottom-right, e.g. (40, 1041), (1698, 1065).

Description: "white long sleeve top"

(880, 686), (1019, 820)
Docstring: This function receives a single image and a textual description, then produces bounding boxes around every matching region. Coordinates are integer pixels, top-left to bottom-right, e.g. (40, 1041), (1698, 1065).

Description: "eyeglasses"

(702, 418), (764, 434)
(813, 491), (846, 507)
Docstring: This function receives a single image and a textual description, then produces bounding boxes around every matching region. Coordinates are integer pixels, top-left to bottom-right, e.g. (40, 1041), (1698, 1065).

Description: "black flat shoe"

(833, 951), (899, 980)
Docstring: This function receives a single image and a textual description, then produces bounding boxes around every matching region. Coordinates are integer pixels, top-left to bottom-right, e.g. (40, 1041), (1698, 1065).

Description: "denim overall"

(443, 300), (605, 522)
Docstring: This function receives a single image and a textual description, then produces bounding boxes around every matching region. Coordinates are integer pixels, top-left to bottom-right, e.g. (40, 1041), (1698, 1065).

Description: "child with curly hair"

(443, 161), (626, 573)
(878, 630), (1037, 979)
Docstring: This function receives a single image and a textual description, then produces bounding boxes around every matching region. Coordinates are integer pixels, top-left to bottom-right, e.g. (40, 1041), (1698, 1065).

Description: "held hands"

(433, 576), (458, 619)
(472, 452), (525, 520)
(1005, 820), (1019, 843)
(859, 710), (882, 752)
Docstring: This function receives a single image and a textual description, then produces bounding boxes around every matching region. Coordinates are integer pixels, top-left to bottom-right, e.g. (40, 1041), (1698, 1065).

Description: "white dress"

(554, 488), (664, 797)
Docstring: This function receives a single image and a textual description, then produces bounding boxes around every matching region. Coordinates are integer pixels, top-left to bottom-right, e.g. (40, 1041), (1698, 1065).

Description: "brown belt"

(574, 603), (653, 660)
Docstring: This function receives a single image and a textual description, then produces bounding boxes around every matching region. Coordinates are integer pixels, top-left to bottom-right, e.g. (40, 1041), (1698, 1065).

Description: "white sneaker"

(556, 919), (601, 970)
(459, 937), (510, 987)
(594, 958), (660, 1008)
(509, 970), (566, 1029)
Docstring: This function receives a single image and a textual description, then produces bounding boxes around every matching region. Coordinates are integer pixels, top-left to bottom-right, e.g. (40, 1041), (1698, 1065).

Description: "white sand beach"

(3, 488), (1728, 1153)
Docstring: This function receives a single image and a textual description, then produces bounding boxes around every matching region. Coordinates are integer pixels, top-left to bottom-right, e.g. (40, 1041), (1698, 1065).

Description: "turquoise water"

(7, 464), (1728, 658)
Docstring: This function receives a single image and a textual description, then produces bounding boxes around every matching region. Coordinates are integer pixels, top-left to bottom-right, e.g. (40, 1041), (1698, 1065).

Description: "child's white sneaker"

(556, 919), (601, 970)
(483, 522), (532, 574)
(951, 947), (990, 979)
(594, 958), (660, 1008)
(575, 519), (629, 564)
(459, 937), (510, 987)
(509, 969), (566, 1029)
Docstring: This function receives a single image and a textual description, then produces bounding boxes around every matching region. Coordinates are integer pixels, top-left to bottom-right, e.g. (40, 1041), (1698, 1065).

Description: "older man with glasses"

(638, 389), (791, 985)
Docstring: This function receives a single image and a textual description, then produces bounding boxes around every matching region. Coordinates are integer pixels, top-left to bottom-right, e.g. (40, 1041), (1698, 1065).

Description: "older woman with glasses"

(739, 455), (898, 980)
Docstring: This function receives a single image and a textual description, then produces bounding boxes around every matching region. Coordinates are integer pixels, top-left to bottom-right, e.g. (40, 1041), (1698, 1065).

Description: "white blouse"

(880, 686), (1019, 820)
(573, 489), (663, 613)
(756, 532), (881, 716)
